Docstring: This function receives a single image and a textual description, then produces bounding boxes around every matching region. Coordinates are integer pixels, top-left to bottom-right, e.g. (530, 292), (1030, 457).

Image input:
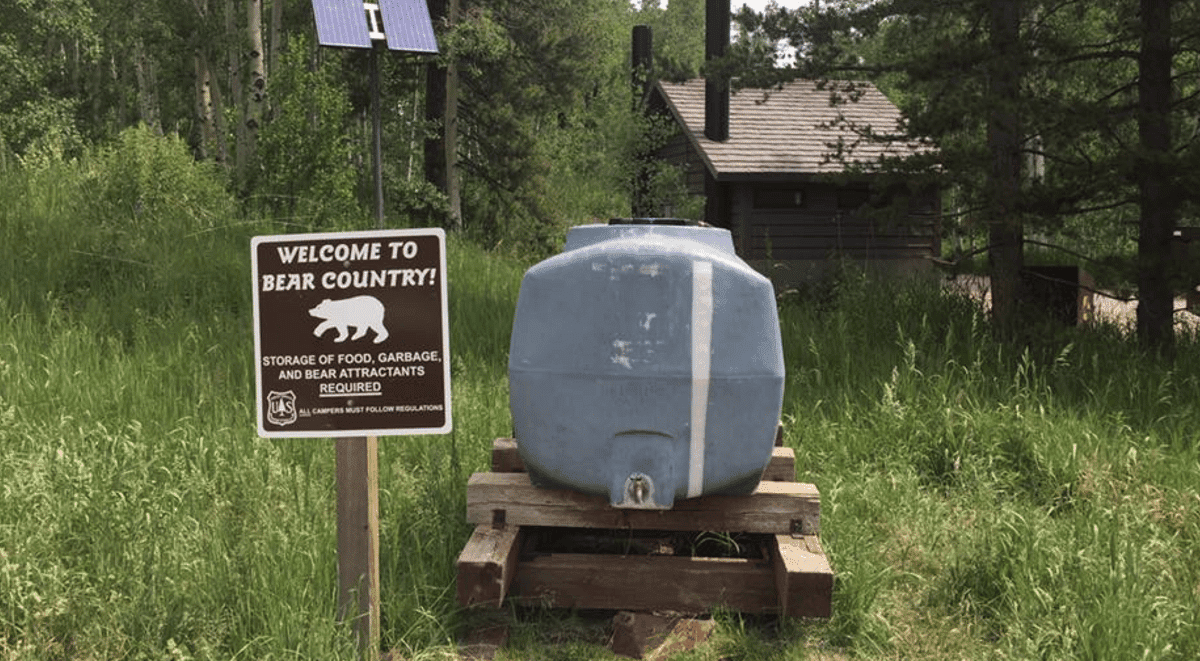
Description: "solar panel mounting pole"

(370, 46), (384, 227)
(344, 37), (383, 661)
(310, 2), (438, 658)
(345, 15), (383, 658)
(365, 1), (385, 227)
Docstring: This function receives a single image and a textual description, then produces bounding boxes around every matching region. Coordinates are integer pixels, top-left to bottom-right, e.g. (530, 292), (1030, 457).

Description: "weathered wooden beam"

(458, 529), (833, 618)
(456, 524), (523, 607)
(771, 534), (833, 619)
(762, 447), (795, 482)
(490, 438), (524, 473)
(466, 472), (819, 535)
(510, 553), (778, 613)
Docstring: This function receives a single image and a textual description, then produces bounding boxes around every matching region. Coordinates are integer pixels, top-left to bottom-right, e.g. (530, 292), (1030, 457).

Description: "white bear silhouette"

(309, 296), (389, 344)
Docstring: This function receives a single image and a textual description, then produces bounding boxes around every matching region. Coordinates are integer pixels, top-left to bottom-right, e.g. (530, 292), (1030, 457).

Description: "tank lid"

(564, 222), (735, 254)
(608, 217), (694, 226)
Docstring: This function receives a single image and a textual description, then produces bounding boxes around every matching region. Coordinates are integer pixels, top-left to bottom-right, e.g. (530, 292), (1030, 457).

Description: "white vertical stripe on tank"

(688, 260), (714, 499)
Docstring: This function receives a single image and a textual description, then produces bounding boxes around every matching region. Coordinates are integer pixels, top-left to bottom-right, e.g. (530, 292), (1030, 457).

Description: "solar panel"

(313, 0), (371, 49)
(378, 0), (438, 53)
(312, 0), (437, 53)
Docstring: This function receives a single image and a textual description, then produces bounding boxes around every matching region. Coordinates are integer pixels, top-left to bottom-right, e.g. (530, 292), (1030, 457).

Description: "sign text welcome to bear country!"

(251, 228), (451, 437)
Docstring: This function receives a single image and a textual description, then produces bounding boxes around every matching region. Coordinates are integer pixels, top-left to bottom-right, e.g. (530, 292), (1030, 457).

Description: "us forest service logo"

(251, 228), (452, 438)
(266, 390), (297, 426)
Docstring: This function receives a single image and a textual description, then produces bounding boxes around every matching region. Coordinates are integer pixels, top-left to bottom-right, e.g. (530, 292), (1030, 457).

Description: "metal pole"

(337, 53), (384, 661)
(370, 48), (384, 228)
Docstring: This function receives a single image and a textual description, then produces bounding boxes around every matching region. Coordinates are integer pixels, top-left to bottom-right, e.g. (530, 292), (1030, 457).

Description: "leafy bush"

(0, 126), (249, 342)
(0, 94), (86, 169)
(85, 125), (233, 236)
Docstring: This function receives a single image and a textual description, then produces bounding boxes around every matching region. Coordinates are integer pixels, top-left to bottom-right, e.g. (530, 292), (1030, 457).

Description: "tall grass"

(2, 129), (1199, 659)
(777, 271), (1200, 659)
(0, 129), (532, 660)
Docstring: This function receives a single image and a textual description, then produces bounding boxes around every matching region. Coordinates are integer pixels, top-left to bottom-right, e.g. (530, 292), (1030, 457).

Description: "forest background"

(2, 0), (1200, 659)
(3, 0), (1198, 350)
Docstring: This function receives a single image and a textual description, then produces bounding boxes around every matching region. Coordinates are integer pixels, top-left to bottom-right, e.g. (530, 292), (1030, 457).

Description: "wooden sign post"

(251, 228), (451, 658)
(337, 435), (381, 659)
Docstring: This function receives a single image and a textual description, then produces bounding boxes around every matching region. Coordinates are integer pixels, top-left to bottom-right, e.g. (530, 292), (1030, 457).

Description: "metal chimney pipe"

(705, 0), (730, 142)
(631, 25), (654, 217)
(632, 25), (653, 111)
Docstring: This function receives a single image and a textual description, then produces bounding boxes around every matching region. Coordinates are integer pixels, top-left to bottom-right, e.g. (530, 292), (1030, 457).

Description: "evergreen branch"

(1053, 198), (1138, 216)
(1048, 47), (1139, 66)
(1022, 239), (1114, 268)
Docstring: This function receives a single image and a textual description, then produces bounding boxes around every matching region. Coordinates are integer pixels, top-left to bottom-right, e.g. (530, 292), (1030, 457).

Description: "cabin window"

(753, 188), (806, 209)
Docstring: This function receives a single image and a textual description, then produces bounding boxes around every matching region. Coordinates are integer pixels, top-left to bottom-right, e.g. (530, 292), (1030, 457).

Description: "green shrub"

(0, 126), (251, 343)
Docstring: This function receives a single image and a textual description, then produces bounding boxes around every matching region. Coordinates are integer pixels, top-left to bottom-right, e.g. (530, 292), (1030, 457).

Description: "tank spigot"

(619, 473), (659, 509)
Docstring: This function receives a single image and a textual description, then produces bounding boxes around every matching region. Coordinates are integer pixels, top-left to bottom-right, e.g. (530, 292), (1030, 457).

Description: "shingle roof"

(655, 78), (928, 179)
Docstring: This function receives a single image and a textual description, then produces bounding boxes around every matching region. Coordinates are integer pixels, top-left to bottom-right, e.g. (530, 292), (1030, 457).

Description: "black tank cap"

(608, 218), (695, 226)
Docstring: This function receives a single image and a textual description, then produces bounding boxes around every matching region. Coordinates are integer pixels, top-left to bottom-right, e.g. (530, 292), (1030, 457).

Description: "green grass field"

(2, 137), (1199, 660)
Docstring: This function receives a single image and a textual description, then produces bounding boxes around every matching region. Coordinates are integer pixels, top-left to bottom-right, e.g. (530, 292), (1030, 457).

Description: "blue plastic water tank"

(508, 220), (785, 509)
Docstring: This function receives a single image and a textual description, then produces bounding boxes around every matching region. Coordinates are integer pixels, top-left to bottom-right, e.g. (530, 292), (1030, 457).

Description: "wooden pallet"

(456, 436), (833, 619)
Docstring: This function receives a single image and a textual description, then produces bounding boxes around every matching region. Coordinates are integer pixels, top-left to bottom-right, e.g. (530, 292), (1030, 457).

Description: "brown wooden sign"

(252, 228), (451, 437)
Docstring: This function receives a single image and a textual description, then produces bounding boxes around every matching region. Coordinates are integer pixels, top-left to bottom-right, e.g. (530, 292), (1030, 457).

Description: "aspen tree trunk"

(69, 40), (81, 97)
(111, 54), (128, 130)
(133, 39), (162, 134)
(194, 52), (214, 159)
(308, 45), (322, 130)
(195, 50), (226, 162)
(268, 0), (283, 113)
(227, 0), (247, 182)
(407, 85), (420, 180)
(192, 0), (224, 162)
(247, 0), (266, 169)
(89, 51), (105, 133)
(209, 53), (230, 165)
